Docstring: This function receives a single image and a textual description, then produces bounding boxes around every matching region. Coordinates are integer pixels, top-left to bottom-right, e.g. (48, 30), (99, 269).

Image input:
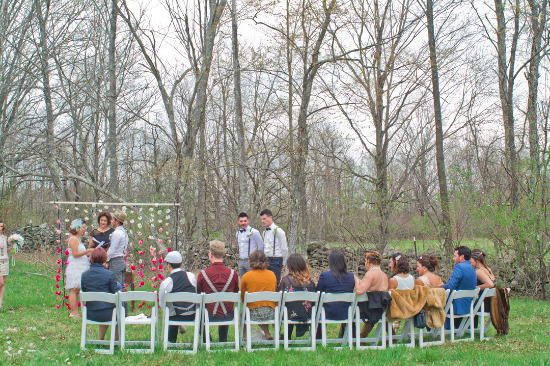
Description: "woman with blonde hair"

(66, 219), (93, 318)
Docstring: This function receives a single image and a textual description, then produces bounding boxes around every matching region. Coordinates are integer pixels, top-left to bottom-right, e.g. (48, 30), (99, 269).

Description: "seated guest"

(354, 250), (390, 337)
(471, 249), (496, 326)
(316, 250), (355, 338)
(416, 254), (443, 288)
(442, 246), (477, 329)
(196, 240), (239, 343)
(388, 252), (414, 290)
(277, 253), (316, 339)
(241, 250), (277, 340)
(81, 247), (118, 341)
(159, 251), (197, 343)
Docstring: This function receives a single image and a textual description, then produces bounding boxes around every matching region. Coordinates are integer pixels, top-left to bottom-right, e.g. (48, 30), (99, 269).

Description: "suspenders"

(263, 228), (277, 256)
(200, 269), (235, 315)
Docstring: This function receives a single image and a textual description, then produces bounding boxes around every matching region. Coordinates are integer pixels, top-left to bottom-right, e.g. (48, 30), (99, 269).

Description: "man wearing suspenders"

(260, 209), (288, 286)
(158, 251), (197, 343)
(236, 212), (264, 277)
(196, 240), (239, 343)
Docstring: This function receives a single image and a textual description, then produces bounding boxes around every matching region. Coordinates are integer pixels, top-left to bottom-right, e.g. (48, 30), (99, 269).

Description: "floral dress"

(278, 275), (316, 337)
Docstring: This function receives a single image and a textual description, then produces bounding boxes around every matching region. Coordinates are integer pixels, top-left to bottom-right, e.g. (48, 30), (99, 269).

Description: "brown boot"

(360, 323), (373, 338)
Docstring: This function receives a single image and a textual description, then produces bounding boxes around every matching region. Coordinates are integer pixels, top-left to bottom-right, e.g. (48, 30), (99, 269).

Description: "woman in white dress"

(0, 222), (13, 308)
(388, 252), (415, 290)
(66, 219), (93, 318)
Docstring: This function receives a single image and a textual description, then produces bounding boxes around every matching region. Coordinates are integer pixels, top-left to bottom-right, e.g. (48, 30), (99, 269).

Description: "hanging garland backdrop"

(51, 201), (180, 311)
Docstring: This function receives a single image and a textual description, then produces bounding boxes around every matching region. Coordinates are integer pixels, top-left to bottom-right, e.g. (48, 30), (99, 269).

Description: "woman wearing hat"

(66, 219), (93, 318)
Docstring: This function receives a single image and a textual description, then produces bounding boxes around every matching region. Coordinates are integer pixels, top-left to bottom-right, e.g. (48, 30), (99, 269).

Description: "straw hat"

(112, 209), (127, 224)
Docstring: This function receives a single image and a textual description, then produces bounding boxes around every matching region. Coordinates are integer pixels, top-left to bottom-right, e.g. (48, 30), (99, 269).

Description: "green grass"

(1, 255), (549, 365)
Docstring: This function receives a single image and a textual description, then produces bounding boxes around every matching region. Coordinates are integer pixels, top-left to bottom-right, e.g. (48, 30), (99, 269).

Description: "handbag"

(413, 309), (427, 329)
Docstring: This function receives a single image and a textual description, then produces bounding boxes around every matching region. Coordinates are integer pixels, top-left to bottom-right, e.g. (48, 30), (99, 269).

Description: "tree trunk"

(288, 0), (337, 254)
(494, 0), (519, 209)
(231, 0), (247, 213)
(35, 0), (64, 199)
(527, 0), (547, 190)
(107, 0), (119, 195)
(426, 0), (452, 256)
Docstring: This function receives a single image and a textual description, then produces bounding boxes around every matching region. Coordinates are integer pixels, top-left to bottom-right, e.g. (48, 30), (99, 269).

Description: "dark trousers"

(268, 257), (283, 285)
(168, 314), (195, 343)
(203, 312), (234, 343)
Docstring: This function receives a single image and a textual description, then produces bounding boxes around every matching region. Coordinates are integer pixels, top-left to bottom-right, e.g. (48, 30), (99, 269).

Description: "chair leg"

(246, 310), (252, 352)
(110, 313), (117, 354)
(274, 308), (280, 349)
(163, 313), (169, 351)
(234, 312), (240, 351)
(321, 312), (327, 347)
(283, 309), (289, 350)
(205, 313), (211, 351)
(387, 319), (393, 347)
(81, 308), (87, 350)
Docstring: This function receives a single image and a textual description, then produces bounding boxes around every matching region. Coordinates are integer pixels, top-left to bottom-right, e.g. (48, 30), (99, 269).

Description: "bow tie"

(265, 228), (271, 231)
(239, 229), (246, 233)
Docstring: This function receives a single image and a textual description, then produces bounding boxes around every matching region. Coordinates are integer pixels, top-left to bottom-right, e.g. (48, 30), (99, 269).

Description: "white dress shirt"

(107, 226), (128, 261)
(236, 225), (264, 259)
(159, 268), (197, 316)
(262, 223), (288, 262)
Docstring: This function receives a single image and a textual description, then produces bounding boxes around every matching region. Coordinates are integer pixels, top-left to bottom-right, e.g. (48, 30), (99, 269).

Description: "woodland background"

(0, 0), (549, 295)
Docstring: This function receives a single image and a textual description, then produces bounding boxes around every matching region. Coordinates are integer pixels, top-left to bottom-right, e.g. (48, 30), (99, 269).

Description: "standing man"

(442, 245), (477, 329)
(236, 212), (264, 277)
(107, 209), (129, 287)
(159, 251), (197, 343)
(260, 209), (288, 285)
(196, 240), (239, 343)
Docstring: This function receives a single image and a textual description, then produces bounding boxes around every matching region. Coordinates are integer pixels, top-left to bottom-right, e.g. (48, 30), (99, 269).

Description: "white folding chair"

(202, 292), (240, 351)
(163, 292), (203, 353)
(279, 291), (320, 351)
(118, 291), (158, 353)
(446, 288), (480, 342)
(418, 289), (450, 348)
(352, 293), (386, 350)
(240, 291), (282, 352)
(466, 287), (497, 341)
(315, 292), (355, 349)
(80, 292), (119, 354)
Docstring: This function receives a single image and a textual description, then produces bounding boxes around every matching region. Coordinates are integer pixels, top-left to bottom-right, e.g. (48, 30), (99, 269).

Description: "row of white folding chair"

(80, 291), (158, 354)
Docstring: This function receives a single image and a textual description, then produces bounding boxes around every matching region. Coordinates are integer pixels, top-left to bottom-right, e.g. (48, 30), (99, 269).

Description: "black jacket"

(81, 263), (117, 311)
(358, 291), (392, 325)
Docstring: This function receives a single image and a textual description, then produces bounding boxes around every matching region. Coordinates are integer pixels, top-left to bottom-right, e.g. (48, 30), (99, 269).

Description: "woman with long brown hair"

(277, 253), (316, 339)
(470, 249), (496, 290)
(88, 212), (115, 250)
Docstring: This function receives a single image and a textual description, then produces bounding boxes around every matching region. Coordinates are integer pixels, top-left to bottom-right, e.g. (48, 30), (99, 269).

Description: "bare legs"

(69, 288), (80, 317)
(98, 325), (118, 341)
(242, 324), (273, 340)
(0, 275), (5, 308)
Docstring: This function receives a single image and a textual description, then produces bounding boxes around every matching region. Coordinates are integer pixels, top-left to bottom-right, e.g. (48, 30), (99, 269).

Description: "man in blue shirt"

(443, 246), (477, 329)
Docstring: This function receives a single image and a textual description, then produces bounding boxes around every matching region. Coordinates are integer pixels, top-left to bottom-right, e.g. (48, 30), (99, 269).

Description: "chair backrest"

(243, 291), (283, 304)
(80, 291), (118, 304)
(282, 291), (320, 303)
(354, 293), (369, 302)
(482, 288), (497, 297)
(320, 292), (355, 304)
(450, 288), (480, 300)
(164, 292), (203, 305)
(119, 291), (157, 302)
(203, 292), (241, 304)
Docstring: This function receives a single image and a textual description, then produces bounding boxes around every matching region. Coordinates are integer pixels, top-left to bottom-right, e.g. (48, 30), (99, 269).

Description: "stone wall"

(13, 225), (58, 252)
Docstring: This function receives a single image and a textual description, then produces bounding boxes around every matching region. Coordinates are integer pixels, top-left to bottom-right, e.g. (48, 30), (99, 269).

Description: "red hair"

(90, 247), (108, 264)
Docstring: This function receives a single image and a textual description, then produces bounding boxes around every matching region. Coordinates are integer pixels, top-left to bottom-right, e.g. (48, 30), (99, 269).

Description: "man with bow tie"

(260, 209), (288, 286)
(236, 212), (264, 277)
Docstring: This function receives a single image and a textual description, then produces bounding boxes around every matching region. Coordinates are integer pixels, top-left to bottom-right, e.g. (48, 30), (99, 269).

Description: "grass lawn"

(0, 255), (549, 365)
